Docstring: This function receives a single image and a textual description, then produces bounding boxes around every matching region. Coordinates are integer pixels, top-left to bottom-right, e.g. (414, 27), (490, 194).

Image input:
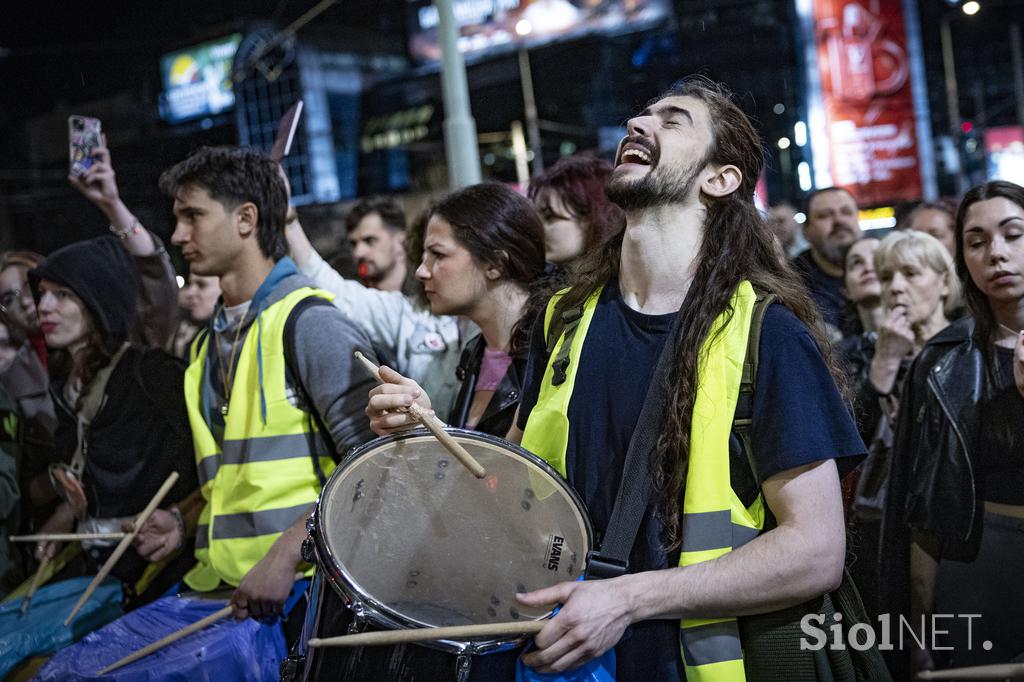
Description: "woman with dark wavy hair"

(369, 181), (548, 438)
(882, 180), (1024, 674)
(528, 155), (624, 271)
(325, 183), (547, 681)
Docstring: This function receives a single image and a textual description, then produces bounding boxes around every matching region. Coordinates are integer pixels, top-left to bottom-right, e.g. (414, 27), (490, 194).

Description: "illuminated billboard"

(159, 34), (242, 123)
(406, 0), (670, 63)
(804, 0), (924, 206)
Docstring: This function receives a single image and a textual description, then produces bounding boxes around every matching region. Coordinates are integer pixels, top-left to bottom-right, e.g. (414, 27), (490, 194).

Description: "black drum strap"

(586, 291), (775, 580)
(584, 307), (684, 579)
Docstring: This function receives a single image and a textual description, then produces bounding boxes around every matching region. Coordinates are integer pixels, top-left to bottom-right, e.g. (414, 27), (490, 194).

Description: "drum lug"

(455, 654), (473, 682)
(346, 606), (368, 634)
(279, 655), (305, 682)
(300, 537), (316, 564)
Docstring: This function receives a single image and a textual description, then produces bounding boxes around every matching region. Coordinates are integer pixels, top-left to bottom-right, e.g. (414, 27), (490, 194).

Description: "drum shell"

(308, 428), (592, 655)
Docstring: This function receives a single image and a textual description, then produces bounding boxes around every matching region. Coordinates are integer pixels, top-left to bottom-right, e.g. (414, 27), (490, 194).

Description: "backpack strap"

(545, 298), (586, 386)
(733, 288), (778, 493)
(283, 296), (338, 488)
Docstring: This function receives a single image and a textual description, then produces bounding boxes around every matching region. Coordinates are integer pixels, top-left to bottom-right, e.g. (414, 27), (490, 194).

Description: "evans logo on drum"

(546, 535), (565, 571)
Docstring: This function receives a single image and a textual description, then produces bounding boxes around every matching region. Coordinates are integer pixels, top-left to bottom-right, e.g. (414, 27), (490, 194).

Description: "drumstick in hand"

(97, 572), (307, 673)
(355, 351), (486, 478)
(20, 555), (50, 615)
(308, 619), (546, 647)
(12, 532), (127, 543)
(64, 471), (179, 626)
(98, 604), (233, 673)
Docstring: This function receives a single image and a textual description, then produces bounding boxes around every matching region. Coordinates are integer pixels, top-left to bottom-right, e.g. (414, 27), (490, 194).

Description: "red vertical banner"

(813, 0), (923, 205)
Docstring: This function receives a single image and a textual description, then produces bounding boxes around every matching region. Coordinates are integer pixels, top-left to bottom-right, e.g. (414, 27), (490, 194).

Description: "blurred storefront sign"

(159, 34), (243, 123)
(986, 125), (1024, 184)
(810, 0), (924, 206)
(406, 0), (670, 63)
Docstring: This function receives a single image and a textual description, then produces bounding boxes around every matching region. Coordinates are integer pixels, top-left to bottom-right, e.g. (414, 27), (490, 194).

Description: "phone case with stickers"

(68, 115), (102, 177)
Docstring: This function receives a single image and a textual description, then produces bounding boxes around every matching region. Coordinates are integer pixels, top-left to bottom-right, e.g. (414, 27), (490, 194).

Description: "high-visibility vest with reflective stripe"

(520, 281), (765, 682)
(183, 287), (336, 591)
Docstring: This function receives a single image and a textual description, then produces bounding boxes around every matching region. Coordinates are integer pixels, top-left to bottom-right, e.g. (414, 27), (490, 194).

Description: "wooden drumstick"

(98, 605), (233, 674)
(12, 532), (127, 543)
(64, 471), (180, 626)
(355, 351), (486, 478)
(917, 663), (1024, 680)
(20, 555), (50, 615)
(96, 571), (306, 673)
(308, 619), (546, 647)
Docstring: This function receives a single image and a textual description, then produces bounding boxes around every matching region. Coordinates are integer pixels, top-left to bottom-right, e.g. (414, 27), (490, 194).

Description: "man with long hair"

(512, 78), (866, 679)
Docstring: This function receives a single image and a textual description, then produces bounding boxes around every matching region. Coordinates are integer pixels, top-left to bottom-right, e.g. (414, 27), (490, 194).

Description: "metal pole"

(940, 14), (967, 194)
(510, 121), (530, 185)
(517, 48), (544, 176)
(435, 0), (481, 188)
(903, 0), (939, 200)
(1010, 23), (1024, 131)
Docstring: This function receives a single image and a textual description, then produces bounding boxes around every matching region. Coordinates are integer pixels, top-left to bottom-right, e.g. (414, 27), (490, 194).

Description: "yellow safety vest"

(521, 281), (765, 682)
(183, 287), (336, 591)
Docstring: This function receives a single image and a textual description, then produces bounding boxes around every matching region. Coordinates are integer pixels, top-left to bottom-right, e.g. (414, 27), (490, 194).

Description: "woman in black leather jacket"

(881, 181), (1024, 674)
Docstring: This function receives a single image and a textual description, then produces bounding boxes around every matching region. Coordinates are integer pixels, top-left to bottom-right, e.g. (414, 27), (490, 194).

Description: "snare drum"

(294, 429), (592, 681)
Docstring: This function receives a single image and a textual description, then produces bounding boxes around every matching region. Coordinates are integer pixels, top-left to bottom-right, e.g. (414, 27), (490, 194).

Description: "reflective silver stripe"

(732, 523), (760, 549)
(682, 511), (761, 553)
(198, 456), (219, 487)
(211, 503), (312, 540)
(197, 433), (326, 486)
(681, 620), (743, 667)
(681, 511), (732, 552)
(195, 524), (210, 549)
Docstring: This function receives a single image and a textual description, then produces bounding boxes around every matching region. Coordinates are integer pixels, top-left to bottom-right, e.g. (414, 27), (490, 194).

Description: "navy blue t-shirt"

(517, 279), (865, 681)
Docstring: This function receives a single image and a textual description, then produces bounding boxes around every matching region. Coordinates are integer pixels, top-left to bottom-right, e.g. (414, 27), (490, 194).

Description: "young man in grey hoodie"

(134, 146), (377, 630)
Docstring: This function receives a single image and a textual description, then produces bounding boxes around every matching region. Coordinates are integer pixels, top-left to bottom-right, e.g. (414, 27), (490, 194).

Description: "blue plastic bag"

(515, 579), (616, 682)
(0, 576), (123, 679)
(34, 595), (286, 681)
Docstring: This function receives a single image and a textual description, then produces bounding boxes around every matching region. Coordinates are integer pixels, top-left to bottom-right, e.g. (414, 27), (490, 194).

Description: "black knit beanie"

(28, 236), (137, 344)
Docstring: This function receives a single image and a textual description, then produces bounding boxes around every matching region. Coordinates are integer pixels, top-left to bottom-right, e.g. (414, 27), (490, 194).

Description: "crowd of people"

(0, 75), (1021, 681)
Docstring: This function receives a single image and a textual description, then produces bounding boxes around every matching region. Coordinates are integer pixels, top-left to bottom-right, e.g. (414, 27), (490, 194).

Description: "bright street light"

(777, 137), (791, 150)
(962, 1), (980, 15)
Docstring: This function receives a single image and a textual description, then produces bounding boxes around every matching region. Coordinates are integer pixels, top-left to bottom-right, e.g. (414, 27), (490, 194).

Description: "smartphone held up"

(68, 115), (102, 177)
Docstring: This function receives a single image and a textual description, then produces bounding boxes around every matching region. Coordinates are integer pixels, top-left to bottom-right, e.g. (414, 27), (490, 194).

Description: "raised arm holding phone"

(67, 136), (179, 349)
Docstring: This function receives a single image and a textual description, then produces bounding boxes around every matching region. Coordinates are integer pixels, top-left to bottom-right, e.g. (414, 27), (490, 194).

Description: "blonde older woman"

(846, 230), (960, 626)
(867, 230), (961, 396)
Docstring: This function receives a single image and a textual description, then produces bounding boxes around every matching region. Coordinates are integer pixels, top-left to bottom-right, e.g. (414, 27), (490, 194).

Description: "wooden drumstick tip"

(20, 555), (51, 616)
(353, 351), (382, 381)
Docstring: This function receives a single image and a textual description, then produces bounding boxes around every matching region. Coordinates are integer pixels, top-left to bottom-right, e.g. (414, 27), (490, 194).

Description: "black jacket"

(51, 346), (197, 590)
(879, 317), (985, 626)
(448, 334), (525, 438)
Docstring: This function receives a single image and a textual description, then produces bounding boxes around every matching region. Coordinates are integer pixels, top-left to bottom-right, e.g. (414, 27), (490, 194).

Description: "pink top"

(476, 347), (513, 391)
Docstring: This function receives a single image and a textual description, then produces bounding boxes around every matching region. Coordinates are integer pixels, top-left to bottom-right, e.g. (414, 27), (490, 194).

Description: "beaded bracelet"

(109, 215), (142, 240)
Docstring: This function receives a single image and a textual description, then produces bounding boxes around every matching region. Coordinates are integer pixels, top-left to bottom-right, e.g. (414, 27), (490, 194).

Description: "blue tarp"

(34, 596), (286, 681)
(0, 576), (124, 678)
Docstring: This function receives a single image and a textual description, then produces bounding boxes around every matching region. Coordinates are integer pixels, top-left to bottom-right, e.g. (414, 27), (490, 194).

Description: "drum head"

(317, 429), (592, 633)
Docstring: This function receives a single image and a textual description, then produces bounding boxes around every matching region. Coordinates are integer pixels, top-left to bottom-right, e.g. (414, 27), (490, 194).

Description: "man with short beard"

(793, 187), (863, 333)
(510, 80), (867, 680)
